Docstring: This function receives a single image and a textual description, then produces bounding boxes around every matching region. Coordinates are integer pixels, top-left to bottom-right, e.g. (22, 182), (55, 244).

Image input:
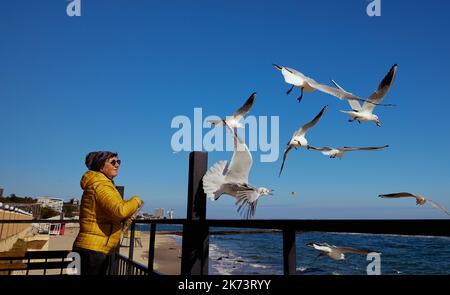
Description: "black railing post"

(181, 151), (209, 275)
(283, 228), (297, 275)
(148, 223), (156, 273)
(128, 222), (136, 266)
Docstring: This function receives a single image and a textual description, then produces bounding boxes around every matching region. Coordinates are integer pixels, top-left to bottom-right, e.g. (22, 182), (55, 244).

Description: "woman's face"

(100, 157), (120, 179)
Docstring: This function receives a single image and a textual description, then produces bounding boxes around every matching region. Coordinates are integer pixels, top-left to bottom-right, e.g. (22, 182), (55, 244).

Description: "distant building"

(154, 208), (165, 219)
(37, 197), (64, 213)
(69, 198), (80, 206)
(142, 212), (156, 219)
(167, 209), (175, 219)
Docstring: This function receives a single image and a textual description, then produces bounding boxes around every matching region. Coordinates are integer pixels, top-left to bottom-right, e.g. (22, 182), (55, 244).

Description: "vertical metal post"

(147, 223), (156, 273)
(128, 222), (136, 262)
(186, 152), (208, 221)
(283, 228), (297, 275)
(181, 152), (209, 275)
(0, 209), (4, 240)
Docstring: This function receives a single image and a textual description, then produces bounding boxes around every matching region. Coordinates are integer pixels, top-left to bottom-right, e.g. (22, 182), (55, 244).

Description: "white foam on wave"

(209, 243), (244, 275)
(209, 242), (274, 275)
(249, 263), (269, 269)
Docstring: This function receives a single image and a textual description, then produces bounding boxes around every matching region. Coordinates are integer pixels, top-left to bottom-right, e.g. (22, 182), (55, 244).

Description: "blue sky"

(1, 0), (449, 219)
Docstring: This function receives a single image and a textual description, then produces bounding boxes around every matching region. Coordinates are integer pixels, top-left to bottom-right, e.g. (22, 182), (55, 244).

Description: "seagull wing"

(331, 80), (362, 111)
(308, 79), (368, 104)
(235, 186), (259, 219)
(225, 130), (253, 184)
(308, 146), (332, 152)
(427, 200), (450, 216)
(337, 247), (373, 255)
(378, 192), (418, 199)
(363, 64), (398, 112)
(232, 92), (256, 121)
(279, 146), (293, 177)
(295, 105), (328, 137)
(340, 145), (389, 152)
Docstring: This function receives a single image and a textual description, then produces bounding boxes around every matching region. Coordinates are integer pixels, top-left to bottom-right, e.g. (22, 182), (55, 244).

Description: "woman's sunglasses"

(109, 159), (121, 166)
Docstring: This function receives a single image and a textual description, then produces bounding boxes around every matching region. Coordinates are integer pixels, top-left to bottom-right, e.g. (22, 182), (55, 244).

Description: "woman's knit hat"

(85, 151), (118, 171)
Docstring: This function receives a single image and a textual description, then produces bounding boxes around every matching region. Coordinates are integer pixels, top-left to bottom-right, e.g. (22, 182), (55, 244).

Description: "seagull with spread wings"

(379, 192), (450, 216)
(208, 92), (256, 129)
(202, 127), (273, 219)
(335, 64), (398, 127)
(308, 145), (389, 159)
(279, 105), (328, 177)
(308, 243), (379, 261)
(208, 92), (256, 148)
(273, 64), (392, 105)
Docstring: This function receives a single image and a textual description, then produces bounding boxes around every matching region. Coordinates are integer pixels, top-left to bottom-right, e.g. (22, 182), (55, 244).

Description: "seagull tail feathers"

(202, 160), (228, 201)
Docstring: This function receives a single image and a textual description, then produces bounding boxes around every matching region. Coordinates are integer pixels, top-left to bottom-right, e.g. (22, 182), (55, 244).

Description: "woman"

(73, 151), (143, 275)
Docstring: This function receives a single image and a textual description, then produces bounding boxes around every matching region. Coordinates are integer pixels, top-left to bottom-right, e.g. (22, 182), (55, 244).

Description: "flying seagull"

(279, 105), (328, 177)
(208, 92), (256, 148)
(307, 243), (379, 261)
(202, 127), (274, 219)
(335, 64), (398, 127)
(208, 92), (256, 129)
(307, 145), (389, 159)
(273, 64), (391, 105)
(379, 192), (450, 216)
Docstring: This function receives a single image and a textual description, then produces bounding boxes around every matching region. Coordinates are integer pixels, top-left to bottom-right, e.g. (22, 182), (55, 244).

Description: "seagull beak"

(273, 64), (282, 71)
(269, 189), (274, 196)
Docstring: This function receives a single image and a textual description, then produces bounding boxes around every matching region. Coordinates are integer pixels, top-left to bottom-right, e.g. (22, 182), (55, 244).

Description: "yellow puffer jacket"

(73, 170), (142, 254)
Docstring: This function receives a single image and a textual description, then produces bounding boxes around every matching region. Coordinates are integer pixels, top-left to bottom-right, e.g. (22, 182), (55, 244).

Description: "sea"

(136, 224), (450, 275)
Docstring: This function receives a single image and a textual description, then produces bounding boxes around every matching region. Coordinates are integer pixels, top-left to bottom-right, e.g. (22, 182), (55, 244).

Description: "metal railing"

(1, 152), (450, 276)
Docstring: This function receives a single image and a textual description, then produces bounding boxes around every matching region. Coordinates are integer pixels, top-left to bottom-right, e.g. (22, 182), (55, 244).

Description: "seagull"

(208, 92), (256, 148)
(307, 243), (379, 261)
(335, 64), (398, 127)
(378, 192), (450, 216)
(208, 92), (256, 129)
(202, 127), (274, 219)
(273, 64), (391, 105)
(279, 105), (328, 177)
(307, 145), (389, 159)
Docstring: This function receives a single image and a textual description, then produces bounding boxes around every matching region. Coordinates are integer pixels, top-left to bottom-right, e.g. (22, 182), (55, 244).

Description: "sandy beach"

(48, 226), (181, 275)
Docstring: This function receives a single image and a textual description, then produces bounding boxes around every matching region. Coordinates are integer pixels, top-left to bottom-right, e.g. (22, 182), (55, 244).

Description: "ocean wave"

(209, 243), (246, 275)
